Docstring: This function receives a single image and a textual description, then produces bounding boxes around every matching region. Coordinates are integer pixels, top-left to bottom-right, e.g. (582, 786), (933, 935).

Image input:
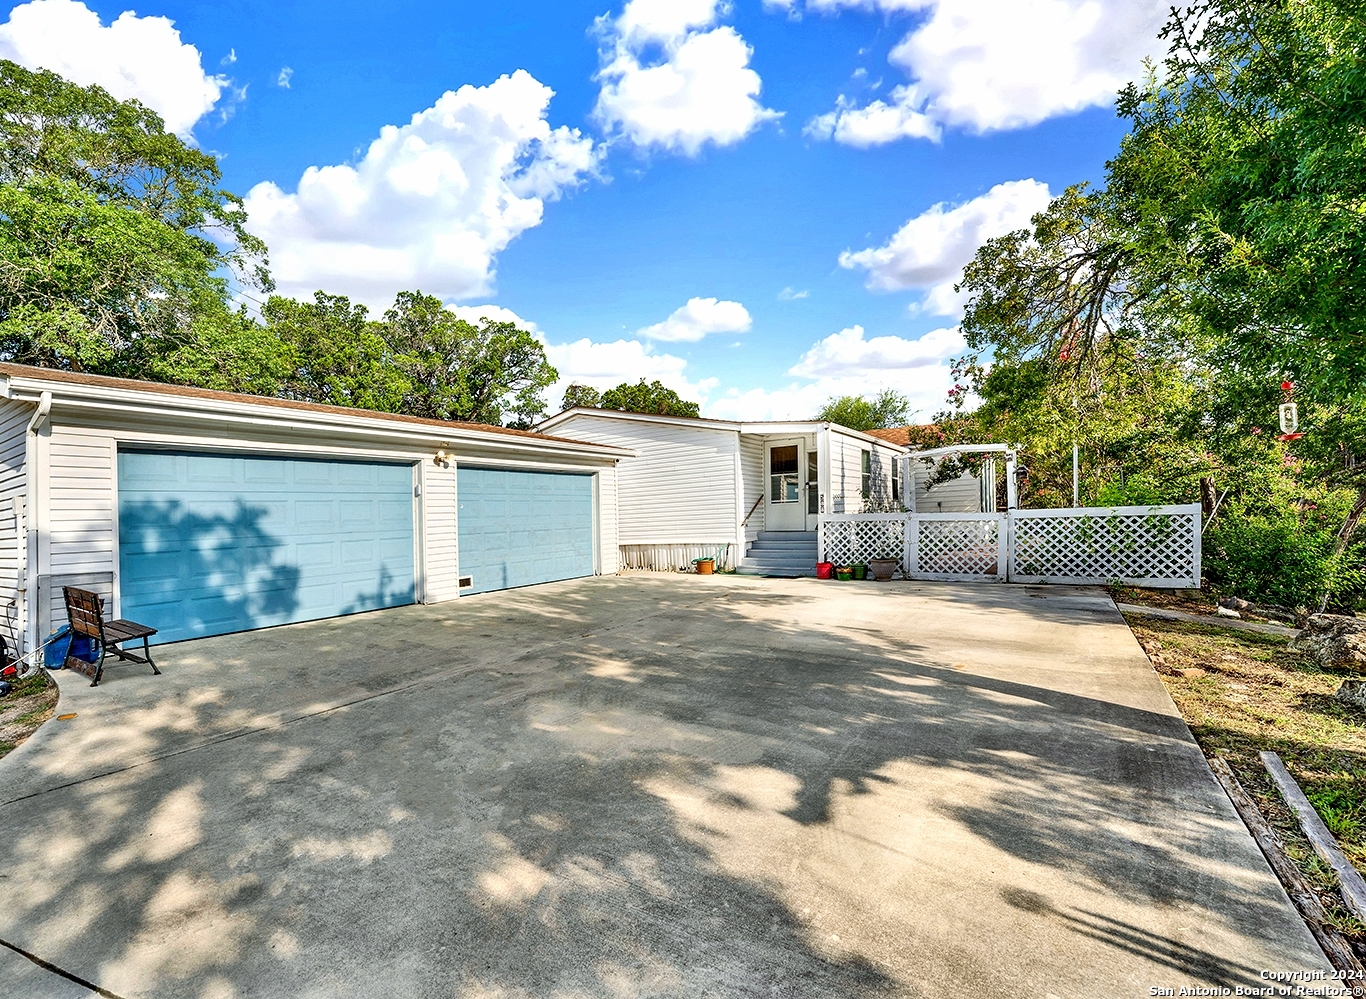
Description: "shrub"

(1204, 504), (1366, 610)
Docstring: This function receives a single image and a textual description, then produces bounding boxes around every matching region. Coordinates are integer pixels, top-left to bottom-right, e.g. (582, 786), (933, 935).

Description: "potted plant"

(835, 566), (853, 581)
(868, 558), (898, 581)
(851, 563), (867, 580)
(693, 556), (715, 575)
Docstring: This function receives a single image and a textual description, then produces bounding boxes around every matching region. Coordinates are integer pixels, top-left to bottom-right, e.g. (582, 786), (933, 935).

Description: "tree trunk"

(1338, 484), (1366, 554)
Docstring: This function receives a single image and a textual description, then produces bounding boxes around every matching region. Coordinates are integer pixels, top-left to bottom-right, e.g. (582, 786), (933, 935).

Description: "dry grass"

(1125, 614), (1366, 939)
(0, 669), (59, 760)
(1112, 585), (1219, 616)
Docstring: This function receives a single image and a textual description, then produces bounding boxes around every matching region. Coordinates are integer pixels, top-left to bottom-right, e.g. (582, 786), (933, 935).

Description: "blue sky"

(0, 0), (1171, 420)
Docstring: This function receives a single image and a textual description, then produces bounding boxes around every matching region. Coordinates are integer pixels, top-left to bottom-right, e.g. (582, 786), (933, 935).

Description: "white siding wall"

(597, 465), (620, 573)
(826, 431), (906, 513)
(910, 463), (982, 513)
(44, 424), (116, 633)
(423, 461), (460, 602)
(829, 431), (867, 513)
(0, 400), (28, 644)
(547, 414), (739, 545)
(739, 434), (766, 540)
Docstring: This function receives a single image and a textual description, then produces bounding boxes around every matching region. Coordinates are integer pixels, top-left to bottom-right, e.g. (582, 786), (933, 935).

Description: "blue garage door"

(457, 467), (594, 595)
(118, 450), (415, 644)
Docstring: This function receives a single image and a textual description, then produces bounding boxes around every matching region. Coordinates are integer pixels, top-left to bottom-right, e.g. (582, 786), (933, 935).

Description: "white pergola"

(904, 443), (1019, 512)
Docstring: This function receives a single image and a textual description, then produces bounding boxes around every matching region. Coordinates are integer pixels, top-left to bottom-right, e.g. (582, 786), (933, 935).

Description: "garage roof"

(0, 363), (632, 459)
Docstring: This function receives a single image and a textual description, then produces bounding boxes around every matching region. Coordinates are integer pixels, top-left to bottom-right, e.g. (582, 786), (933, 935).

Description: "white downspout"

(26, 391), (50, 436)
(22, 392), (49, 654)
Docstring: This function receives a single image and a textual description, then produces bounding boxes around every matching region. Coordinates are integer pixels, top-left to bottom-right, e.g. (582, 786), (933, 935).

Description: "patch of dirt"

(1126, 614), (1366, 947)
(0, 669), (59, 760)
(1111, 585), (1218, 615)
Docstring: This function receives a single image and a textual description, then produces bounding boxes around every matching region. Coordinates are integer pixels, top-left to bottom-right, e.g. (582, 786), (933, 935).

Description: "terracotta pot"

(868, 558), (898, 581)
(695, 559), (715, 575)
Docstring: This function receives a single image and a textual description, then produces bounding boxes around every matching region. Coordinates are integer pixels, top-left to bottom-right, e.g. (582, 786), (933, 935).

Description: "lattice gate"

(907, 514), (1006, 582)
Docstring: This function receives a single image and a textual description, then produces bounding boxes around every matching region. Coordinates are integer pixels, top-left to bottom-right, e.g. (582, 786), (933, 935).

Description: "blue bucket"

(43, 626), (97, 670)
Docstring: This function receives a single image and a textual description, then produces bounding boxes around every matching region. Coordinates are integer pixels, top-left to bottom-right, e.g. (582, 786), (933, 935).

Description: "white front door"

(766, 440), (805, 531)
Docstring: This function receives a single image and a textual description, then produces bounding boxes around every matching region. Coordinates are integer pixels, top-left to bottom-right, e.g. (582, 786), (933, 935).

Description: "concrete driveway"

(0, 576), (1324, 998)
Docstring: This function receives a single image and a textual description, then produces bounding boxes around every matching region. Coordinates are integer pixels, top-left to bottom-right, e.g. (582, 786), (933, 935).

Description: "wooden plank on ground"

(1115, 601), (1299, 637)
(1261, 751), (1366, 923)
(1209, 757), (1363, 973)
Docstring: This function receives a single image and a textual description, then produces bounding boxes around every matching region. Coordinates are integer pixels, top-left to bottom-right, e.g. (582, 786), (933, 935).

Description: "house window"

(892, 458), (900, 504)
(860, 450), (871, 499)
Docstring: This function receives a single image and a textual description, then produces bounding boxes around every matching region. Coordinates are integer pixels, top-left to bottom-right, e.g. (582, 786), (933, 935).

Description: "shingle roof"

(864, 425), (939, 446)
(0, 362), (600, 448)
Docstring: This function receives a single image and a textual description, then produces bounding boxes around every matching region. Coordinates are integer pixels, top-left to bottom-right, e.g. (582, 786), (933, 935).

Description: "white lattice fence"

(819, 514), (906, 571)
(819, 504), (1201, 587)
(908, 514), (1005, 581)
(1009, 504), (1200, 586)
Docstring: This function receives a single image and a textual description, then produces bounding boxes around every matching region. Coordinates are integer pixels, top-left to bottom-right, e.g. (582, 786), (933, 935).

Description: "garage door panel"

(118, 451), (415, 644)
(457, 467), (594, 596)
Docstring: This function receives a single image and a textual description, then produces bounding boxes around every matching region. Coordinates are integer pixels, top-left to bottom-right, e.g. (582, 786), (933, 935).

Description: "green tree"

(262, 293), (407, 411)
(1110, 0), (1366, 403)
(816, 389), (912, 431)
(380, 293), (557, 427)
(598, 379), (699, 418)
(0, 60), (269, 374)
(560, 383), (601, 410)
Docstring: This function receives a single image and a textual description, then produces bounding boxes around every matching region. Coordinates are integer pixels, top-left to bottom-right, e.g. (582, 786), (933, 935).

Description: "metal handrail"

(741, 495), (763, 527)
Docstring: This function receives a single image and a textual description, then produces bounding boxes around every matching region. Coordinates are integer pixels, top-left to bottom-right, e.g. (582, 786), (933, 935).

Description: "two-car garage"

(114, 449), (601, 644)
(0, 364), (627, 655)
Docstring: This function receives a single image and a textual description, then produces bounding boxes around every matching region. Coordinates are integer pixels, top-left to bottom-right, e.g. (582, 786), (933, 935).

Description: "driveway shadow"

(0, 576), (1322, 998)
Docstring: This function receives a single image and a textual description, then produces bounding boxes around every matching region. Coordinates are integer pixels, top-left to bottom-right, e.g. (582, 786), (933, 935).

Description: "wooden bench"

(63, 586), (160, 687)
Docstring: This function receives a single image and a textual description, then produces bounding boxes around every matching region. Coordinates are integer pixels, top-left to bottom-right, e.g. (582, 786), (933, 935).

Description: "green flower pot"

(851, 564), (867, 580)
(835, 568), (853, 581)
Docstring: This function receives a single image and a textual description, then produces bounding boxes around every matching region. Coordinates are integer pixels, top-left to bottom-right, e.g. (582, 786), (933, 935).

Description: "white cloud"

(594, 0), (780, 156)
(544, 336), (706, 403)
(839, 179), (1051, 315)
(777, 286), (809, 300)
(795, 0), (1169, 144)
(705, 324), (963, 421)
(805, 88), (939, 145)
(636, 297), (751, 342)
(0, 0), (226, 135)
(444, 304), (540, 332)
(243, 70), (599, 311)
(277, 66), (293, 89)
(449, 303), (714, 415)
(788, 323), (964, 378)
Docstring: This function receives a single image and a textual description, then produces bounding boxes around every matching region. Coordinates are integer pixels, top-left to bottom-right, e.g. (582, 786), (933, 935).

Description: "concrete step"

(741, 555), (817, 569)
(735, 565), (812, 578)
(756, 531), (817, 542)
(748, 539), (818, 551)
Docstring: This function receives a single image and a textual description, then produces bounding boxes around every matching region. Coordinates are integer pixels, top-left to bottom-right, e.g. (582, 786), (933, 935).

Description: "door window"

(770, 445), (799, 503)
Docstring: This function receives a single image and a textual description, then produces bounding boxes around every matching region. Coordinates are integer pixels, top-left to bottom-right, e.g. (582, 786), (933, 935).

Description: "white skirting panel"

(620, 543), (737, 572)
